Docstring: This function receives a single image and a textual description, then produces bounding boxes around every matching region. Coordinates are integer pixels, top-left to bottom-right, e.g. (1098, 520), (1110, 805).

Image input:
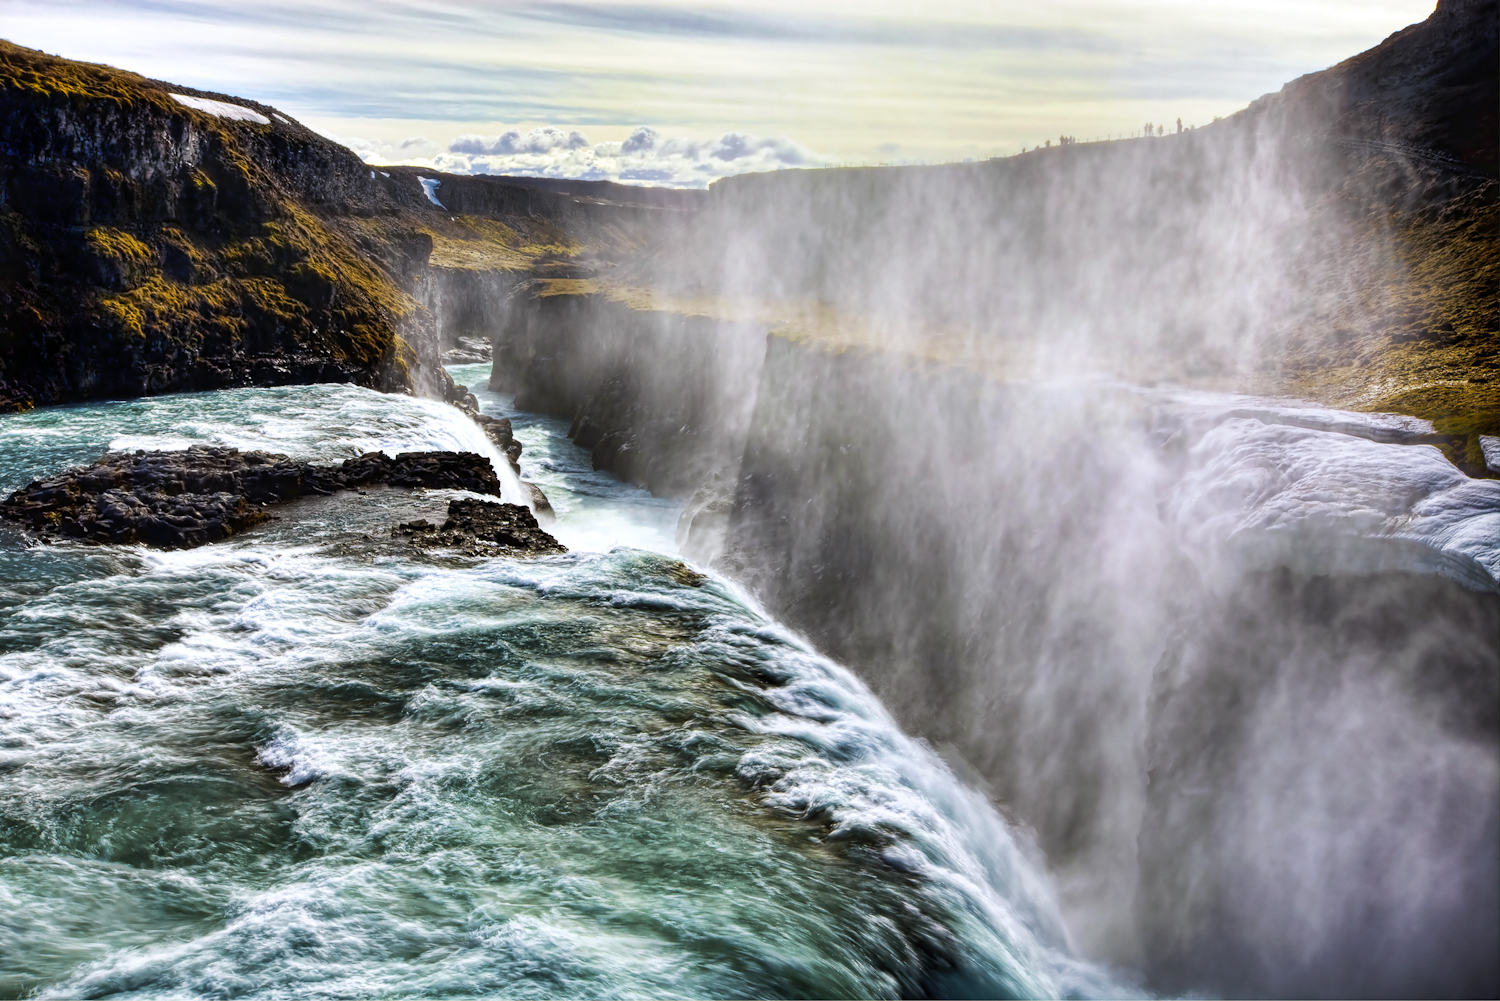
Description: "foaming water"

(449, 363), (682, 556)
(0, 382), (528, 505)
(0, 383), (1124, 999)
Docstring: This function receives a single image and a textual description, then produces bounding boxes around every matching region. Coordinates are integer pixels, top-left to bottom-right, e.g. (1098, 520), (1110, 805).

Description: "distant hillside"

(1, 0), (1493, 471)
(586, 0), (1497, 471)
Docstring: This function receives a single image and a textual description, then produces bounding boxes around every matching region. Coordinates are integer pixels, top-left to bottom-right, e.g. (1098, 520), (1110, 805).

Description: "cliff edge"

(0, 41), (678, 411)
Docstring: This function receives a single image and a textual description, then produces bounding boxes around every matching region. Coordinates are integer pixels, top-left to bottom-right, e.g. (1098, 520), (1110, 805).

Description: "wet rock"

(442, 375), (481, 419)
(522, 481), (555, 521)
(0, 445), (502, 548)
(391, 498), (564, 555)
(475, 414), (523, 473)
(442, 337), (493, 364)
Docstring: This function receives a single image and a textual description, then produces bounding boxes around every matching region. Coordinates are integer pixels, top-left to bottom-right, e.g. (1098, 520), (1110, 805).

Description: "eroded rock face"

(391, 498), (564, 555)
(474, 413), (523, 473)
(0, 445), (504, 548)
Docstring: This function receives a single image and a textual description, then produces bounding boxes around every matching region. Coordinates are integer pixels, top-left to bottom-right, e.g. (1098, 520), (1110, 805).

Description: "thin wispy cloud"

(512, 3), (1119, 52)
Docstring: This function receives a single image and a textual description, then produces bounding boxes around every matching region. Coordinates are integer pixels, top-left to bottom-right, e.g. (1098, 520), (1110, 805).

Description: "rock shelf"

(0, 445), (561, 553)
(392, 497), (565, 555)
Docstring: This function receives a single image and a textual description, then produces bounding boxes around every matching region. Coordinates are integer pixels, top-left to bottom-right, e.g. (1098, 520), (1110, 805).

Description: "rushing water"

(0, 377), (1120, 1000)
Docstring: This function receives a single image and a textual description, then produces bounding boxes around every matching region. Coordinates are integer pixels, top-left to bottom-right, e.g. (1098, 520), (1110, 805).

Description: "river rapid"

(0, 371), (1119, 1000)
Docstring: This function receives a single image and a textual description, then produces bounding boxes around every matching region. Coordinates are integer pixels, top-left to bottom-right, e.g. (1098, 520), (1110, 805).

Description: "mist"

(457, 2), (1499, 995)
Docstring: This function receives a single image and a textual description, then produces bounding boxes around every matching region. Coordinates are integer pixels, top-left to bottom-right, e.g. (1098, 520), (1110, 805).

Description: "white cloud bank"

(339, 125), (826, 188)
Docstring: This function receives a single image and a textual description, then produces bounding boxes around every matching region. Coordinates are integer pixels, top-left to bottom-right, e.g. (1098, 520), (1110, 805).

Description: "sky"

(1, 0), (1439, 186)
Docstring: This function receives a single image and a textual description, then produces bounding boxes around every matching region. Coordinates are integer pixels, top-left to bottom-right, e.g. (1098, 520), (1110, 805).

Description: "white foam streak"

(384, 394), (528, 504)
(708, 621), (1113, 997)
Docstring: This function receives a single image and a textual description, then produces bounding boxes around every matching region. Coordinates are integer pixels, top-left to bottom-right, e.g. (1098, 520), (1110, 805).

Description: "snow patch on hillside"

(170, 94), (269, 125)
(417, 177), (445, 208)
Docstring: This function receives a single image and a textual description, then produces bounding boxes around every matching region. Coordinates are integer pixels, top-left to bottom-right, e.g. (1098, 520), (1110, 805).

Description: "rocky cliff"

(484, 0), (1494, 482)
(0, 42), (694, 411)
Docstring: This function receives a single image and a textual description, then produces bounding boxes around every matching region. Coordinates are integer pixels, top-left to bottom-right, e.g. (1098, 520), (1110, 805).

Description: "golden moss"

(213, 210), (418, 366)
(1364, 380), (1499, 472)
(98, 274), (257, 346)
(0, 39), (175, 111)
(1277, 185), (1497, 472)
(0, 40), (434, 398)
(286, 207), (416, 319)
(412, 213), (580, 271)
(386, 334), (418, 387)
(238, 277), (305, 322)
(85, 227), (152, 266)
(0, 38), (270, 136)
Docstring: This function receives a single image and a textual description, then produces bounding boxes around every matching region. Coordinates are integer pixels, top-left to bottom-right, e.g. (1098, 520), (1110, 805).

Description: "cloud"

(448, 128), (593, 156)
(511, 2), (1118, 53)
(620, 126), (658, 154)
(4, 0), (1438, 164)
(339, 125), (827, 189)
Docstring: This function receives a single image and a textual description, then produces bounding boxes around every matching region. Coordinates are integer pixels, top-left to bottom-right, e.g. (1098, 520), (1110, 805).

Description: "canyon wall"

(474, 294), (1498, 994)
(0, 40), (427, 407)
(4, 1), (1496, 995)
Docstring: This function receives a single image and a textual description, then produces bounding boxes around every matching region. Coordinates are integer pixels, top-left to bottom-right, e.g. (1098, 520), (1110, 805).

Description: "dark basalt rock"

(474, 412), (523, 473)
(521, 481), (555, 521)
(0, 445), (506, 548)
(391, 498), (564, 555)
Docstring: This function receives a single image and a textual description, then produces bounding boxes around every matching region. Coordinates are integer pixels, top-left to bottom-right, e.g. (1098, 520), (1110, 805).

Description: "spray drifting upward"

(465, 3), (1497, 996)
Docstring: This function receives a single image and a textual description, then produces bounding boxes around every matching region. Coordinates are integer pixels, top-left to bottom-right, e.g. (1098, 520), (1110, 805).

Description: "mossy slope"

(0, 39), (435, 408)
(0, 41), (665, 411)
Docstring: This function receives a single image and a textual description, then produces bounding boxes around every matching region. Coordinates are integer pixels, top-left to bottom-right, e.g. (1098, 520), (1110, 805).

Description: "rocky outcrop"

(0, 42), (692, 413)
(475, 414), (523, 473)
(443, 336), (491, 364)
(391, 497), (564, 554)
(0, 41), (434, 408)
(0, 445), (511, 548)
(586, 0), (1495, 472)
(471, 1), (1494, 492)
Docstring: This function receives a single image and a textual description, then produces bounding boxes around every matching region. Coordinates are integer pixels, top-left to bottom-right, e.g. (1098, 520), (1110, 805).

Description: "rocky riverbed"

(0, 445), (563, 553)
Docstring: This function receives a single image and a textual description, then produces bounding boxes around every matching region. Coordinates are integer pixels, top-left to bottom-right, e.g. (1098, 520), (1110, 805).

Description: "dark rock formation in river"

(392, 497), (564, 555)
(0, 445), (564, 551)
(474, 413), (523, 473)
